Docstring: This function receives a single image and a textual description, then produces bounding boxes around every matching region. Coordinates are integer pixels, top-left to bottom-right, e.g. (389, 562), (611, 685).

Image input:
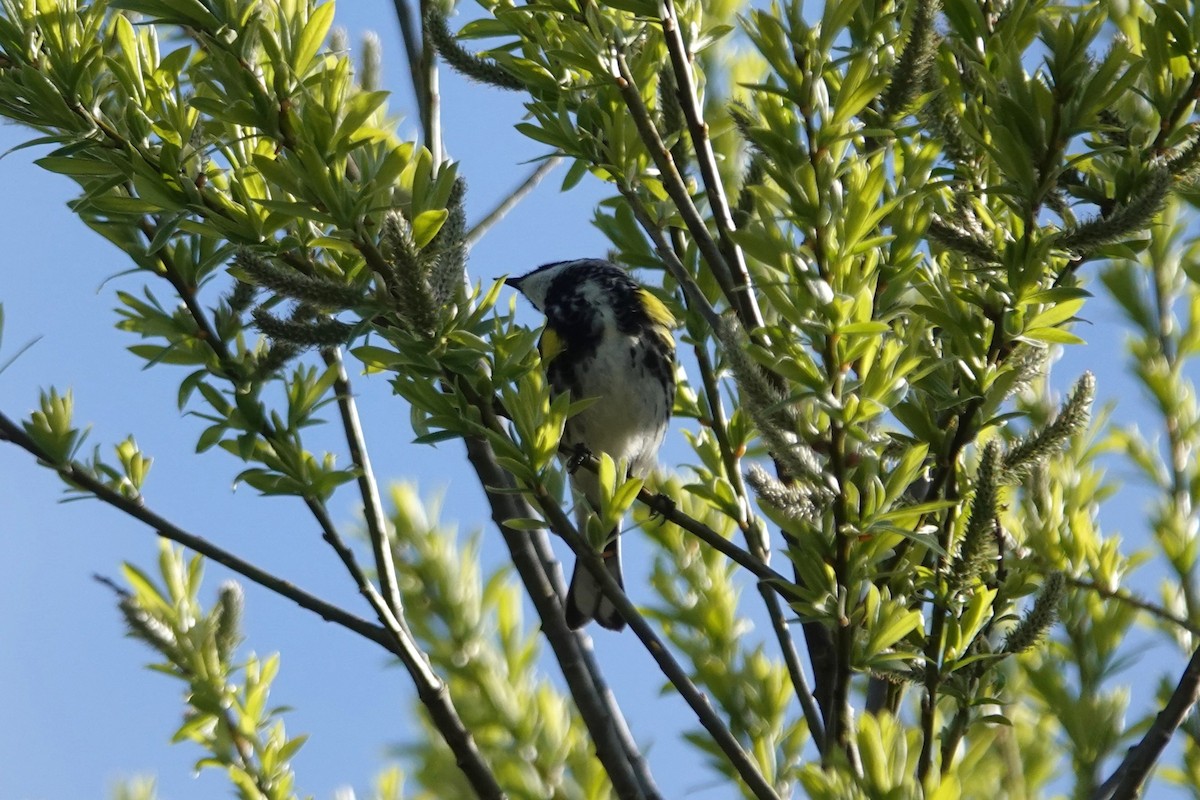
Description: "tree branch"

(0, 410), (507, 800)
(610, 51), (743, 319)
(418, 0), (443, 165)
(1093, 642), (1200, 800)
(391, 0), (429, 117)
(691, 338), (825, 748)
(0, 412), (389, 646)
(614, 182), (723, 331)
(658, 0), (763, 330)
(611, 185), (827, 745)
(323, 347), (407, 623)
(1067, 575), (1200, 635)
(530, 485), (782, 800)
(464, 434), (662, 800)
(465, 156), (562, 248)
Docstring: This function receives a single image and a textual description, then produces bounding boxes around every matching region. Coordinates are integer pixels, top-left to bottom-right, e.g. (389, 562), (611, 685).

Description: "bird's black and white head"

(505, 259), (625, 312)
(506, 258), (676, 345)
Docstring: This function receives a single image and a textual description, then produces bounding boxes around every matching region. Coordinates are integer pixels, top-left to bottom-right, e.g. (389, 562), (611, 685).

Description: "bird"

(506, 258), (676, 630)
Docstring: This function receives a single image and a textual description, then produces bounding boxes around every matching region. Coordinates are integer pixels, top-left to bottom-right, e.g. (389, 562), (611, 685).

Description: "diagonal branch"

(465, 156), (563, 248)
(0, 408), (506, 800)
(465, 381), (776, 797)
(610, 51), (743, 319)
(531, 485), (783, 800)
(658, 0), (763, 330)
(323, 348), (407, 624)
(611, 185), (826, 745)
(464, 434), (662, 800)
(1067, 575), (1200, 635)
(1093, 642), (1200, 800)
(690, 338), (824, 748)
(562, 440), (796, 593)
(0, 411), (390, 647)
(615, 182), (723, 331)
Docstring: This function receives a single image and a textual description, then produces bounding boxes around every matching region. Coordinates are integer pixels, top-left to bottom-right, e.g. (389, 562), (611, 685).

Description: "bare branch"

(323, 347), (407, 623)
(465, 156), (563, 248)
(1094, 642), (1200, 800)
(658, 0), (763, 329)
(531, 484), (782, 800)
(0, 408), (506, 800)
(464, 434), (662, 800)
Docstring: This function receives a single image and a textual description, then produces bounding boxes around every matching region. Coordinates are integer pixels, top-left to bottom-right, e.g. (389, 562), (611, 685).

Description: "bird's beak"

(503, 276), (521, 290)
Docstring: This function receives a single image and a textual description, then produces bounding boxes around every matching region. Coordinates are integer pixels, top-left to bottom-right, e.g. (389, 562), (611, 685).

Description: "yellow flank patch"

(654, 325), (676, 353)
(638, 288), (677, 329)
(539, 326), (565, 364)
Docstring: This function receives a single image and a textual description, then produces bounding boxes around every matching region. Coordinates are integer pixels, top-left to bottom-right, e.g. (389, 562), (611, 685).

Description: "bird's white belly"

(563, 330), (667, 478)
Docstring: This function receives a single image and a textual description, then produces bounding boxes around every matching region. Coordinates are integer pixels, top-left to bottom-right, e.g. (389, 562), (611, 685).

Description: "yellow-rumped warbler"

(506, 259), (676, 630)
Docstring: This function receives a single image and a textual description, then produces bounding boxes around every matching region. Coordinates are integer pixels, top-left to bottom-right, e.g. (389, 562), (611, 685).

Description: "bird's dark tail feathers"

(565, 535), (625, 631)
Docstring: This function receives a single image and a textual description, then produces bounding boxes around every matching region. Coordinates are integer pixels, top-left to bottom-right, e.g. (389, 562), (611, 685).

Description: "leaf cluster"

(110, 543), (306, 800)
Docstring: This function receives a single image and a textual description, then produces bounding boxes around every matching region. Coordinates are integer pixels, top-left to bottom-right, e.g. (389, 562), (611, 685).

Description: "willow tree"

(2, 0), (1200, 797)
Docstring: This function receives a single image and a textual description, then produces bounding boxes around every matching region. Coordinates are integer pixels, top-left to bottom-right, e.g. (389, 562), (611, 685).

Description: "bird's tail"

(565, 535), (625, 631)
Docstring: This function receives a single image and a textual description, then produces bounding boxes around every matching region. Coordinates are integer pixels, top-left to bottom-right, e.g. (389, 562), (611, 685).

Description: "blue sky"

(0, 2), (1196, 798)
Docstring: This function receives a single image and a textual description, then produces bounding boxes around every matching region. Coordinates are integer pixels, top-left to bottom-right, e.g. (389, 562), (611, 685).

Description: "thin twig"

(625, 40), (826, 736)
(391, 0), (429, 116)
(1067, 576), (1200, 635)
(137, 217), (235, 367)
(692, 340), (824, 746)
(1093, 642), (1200, 799)
(610, 51), (741, 314)
(465, 156), (563, 248)
(531, 487), (782, 800)
(293, 498), (507, 799)
(763, 586), (826, 747)
(637, 485), (792, 590)
(0, 412), (390, 646)
(464, 434), (662, 800)
(0, 412), (506, 799)
(621, 186), (825, 744)
(302, 500), (410, 648)
(419, 0), (443, 165)
(324, 347), (407, 624)
(822, 335), (859, 772)
(1150, 255), (1200, 624)
(658, 0), (763, 329)
(615, 183), (723, 331)
(558, 443), (797, 595)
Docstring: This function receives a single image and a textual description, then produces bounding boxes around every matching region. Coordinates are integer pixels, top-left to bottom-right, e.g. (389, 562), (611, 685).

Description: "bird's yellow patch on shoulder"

(638, 289), (676, 329)
(539, 327), (565, 364)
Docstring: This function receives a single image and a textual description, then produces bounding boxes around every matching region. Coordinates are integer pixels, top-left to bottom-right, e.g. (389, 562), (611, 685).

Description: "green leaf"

(110, 0), (221, 27)
(86, 195), (165, 214)
(839, 321), (891, 335)
(561, 158), (589, 191)
(412, 430), (462, 445)
(502, 517), (548, 531)
(352, 344), (403, 371)
(1020, 327), (1086, 345)
(34, 156), (124, 178)
(411, 209), (449, 249)
(335, 91), (390, 149)
(293, 2), (336, 75)
(120, 562), (173, 614)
